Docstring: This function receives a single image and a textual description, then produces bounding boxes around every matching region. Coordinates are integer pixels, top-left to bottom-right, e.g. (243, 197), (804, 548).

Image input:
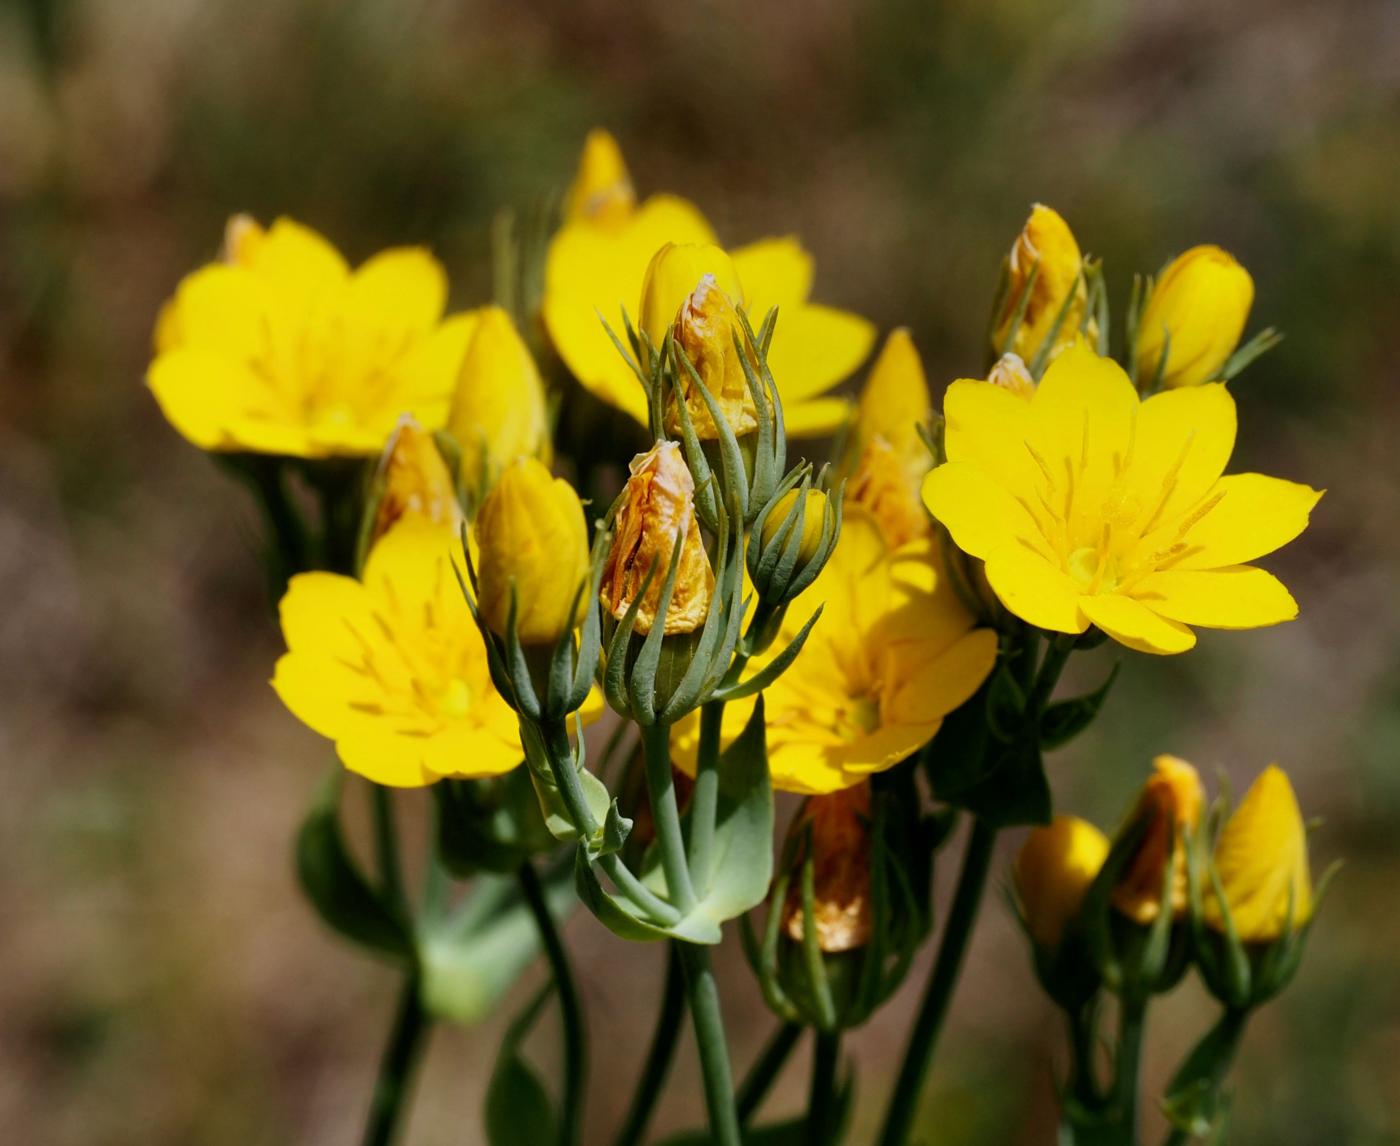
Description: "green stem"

(1113, 994), (1149, 1145)
(642, 720), (696, 912)
(806, 1029), (842, 1145)
(361, 972), (431, 1146)
(1029, 632), (1075, 716)
(688, 701), (725, 893)
(613, 943), (688, 1146)
(1068, 994), (1104, 1110)
(876, 818), (998, 1146)
(1160, 1007), (1249, 1146)
(737, 1022), (803, 1126)
(518, 859), (586, 1146)
(371, 785), (408, 922)
(678, 943), (741, 1146)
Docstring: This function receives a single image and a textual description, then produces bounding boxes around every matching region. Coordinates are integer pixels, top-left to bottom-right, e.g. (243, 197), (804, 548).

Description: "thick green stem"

(688, 702), (725, 892)
(877, 818), (998, 1146)
(361, 973), (431, 1146)
(613, 943), (688, 1146)
(806, 1029), (842, 1145)
(518, 859), (586, 1146)
(371, 785), (408, 921)
(642, 720), (696, 912)
(1113, 994), (1149, 1145)
(1029, 632), (1076, 716)
(737, 1022), (803, 1127)
(678, 943), (741, 1146)
(1068, 994), (1104, 1110)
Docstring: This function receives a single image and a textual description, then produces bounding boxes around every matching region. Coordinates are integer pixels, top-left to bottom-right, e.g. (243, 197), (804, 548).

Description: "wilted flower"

(923, 341), (1322, 654)
(149, 216), (476, 457)
(1136, 245), (1254, 390)
(562, 128), (636, 226)
(1204, 766), (1313, 943)
(448, 306), (552, 491)
(1014, 815), (1110, 951)
(542, 132), (874, 435)
(474, 457), (590, 645)
(369, 416), (461, 546)
(601, 441), (715, 635)
(1111, 755), (1205, 924)
(848, 330), (934, 548)
(674, 511), (996, 794)
(782, 783), (874, 952)
(991, 204), (1093, 366)
(986, 352), (1036, 397)
(272, 518), (521, 786)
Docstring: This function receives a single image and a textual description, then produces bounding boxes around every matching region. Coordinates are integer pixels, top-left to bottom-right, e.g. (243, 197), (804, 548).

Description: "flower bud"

(1111, 755), (1205, 925)
(221, 213), (265, 265)
(781, 784), (873, 952)
(601, 441), (714, 636)
(448, 306), (552, 494)
(748, 475), (839, 607)
(1136, 245), (1254, 389)
(474, 457), (590, 645)
(991, 204), (1091, 366)
(562, 128), (636, 226)
(639, 242), (745, 350)
(1014, 815), (1110, 951)
(369, 416), (461, 546)
(986, 352), (1036, 397)
(761, 489), (828, 566)
(1204, 765), (1312, 943)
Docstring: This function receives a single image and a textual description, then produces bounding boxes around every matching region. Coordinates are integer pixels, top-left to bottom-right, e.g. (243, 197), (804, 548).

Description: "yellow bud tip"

(1137, 244), (1255, 388)
(371, 415), (460, 544)
(1014, 815), (1110, 951)
(761, 488), (830, 566)
(221, 213), (265, 266)
(563, 128), (636, 225)
(600, 441), (715, 636)
(1111, 754), (1205, 925)
(986, 352), (1036, 397)
(993, 203), (1092, 364)
(639, 242), (745, 350)
(781, 783), (874, 952)
(473, 457), (590, 645)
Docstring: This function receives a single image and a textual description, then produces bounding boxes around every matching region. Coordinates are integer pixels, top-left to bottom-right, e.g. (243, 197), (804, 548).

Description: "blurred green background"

(3, 0), (1398, 1142)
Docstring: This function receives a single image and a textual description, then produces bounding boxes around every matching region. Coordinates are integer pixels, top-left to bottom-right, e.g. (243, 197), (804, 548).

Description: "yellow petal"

(1078, 593), (1196, 655)
(761, 302), (876, 405)
(337, 730), (439, 788)
(730, 236), (814, 309)
(563, 128), (636, 226)
(167, 265), (267, 359)
(884, 628), (998, 724)
(1132, 566), (1298, 629)
(1129, 383), (1237, 526)
(423, 723), (523, 780)
(1029, 343), (1139, 506)
(1175, 473), (1323, 569)
(781, 395), (855, 437)
(270, 652), (384, 744)
(985, 544), (1087, 634)
(856, 328), (932, 457)
(147, 349), (301, 453)
(1015, 816), (1110, 949)
(943, 378), (1037, 484)
(390, 311), (483, 429)
(248, 217), (350, 292)
(921, 462), (1041, 560)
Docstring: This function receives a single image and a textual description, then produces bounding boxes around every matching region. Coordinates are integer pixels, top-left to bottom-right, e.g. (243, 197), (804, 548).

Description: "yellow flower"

(474, 457), (590, 645)
(922, 341), (1322, 654)
(781, 783), (874, 953)
(640, 243), (757, 439)
(1136, 245), (1254, 389)
(673, 510), (997, 794)
(448, 306), (552, 490)
(760, 488), (832, 567)
(370, 416), (461, 545)
(1111, 755), (1205, 925)
(848, 329), (934, 548)
(271, 517), (521, 787)
(562, 128), (636, 226)
(1204, 765), (1313, 943)
(149, 216), (478, 457)
(1015, 816), (1111, 950)
(600, 441), (714, 635)
(542, 132), (875, 436)
(991, 204), (1093, 365)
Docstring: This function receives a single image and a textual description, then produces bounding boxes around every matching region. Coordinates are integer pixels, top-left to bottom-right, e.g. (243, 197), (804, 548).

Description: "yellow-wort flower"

(1014, 815), (1110, 950)
(448, 306), (552, 489)
(149, 216), (478, 457)
(641, 243), (756, 438)
(1204, 765), (1313, 943)
(601, 441), (714, 635)
(272, 517), (521, 786)
(542, 131), (874, 435)
(1111, 755), (1205, 924)
(922, 341), (1322, 655)
(474, 457), (590, 645)
(370, 416), (461, 546)
(781, 783), (874, 952)
(847, 329), (934, 548)
(562, 128), (636, 227)
(991, 204), (1093, 366)
(1136, 245), (1254, 389)
(673, 510), (997, 794)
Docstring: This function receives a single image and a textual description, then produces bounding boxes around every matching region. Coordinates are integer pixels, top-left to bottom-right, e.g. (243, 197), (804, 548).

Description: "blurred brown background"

(3, 0), (1399, 1142)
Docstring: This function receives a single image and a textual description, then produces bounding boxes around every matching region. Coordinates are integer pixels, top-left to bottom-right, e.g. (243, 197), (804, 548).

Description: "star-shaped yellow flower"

(541, 130), (875, 436)
(922, 342), (1322, 654)
(150, 216), (478, 457)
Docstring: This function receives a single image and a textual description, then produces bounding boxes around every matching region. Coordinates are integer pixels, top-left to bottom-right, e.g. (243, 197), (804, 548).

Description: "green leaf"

(295, 770), (413, 958)
(484, 985), (559, 1146)
(1040, 662), (1120, 750)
